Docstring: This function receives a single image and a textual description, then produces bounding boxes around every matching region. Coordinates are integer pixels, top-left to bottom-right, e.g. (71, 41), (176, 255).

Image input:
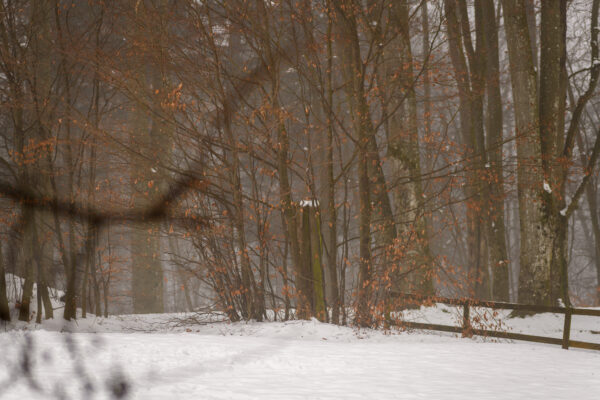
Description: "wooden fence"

(393, 293), (600, 351)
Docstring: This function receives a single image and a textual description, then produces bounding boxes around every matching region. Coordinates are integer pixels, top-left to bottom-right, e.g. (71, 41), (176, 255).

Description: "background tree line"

(0, 0), (599, 327)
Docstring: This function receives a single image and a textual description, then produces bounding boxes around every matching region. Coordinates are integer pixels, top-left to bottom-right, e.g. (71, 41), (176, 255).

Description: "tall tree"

(538, 0), (568, 304)
(549, 0), (600, 305)
(502, 0), (600, 306)
(129, 0), (175, 314)
(333, 0), (373, 326)
(324, 0), (340, 323)
(444, 0), (488, 298)
(482, 0), (509, 301)
(386, 0), (434, 295)
(501, 0), (549, 305)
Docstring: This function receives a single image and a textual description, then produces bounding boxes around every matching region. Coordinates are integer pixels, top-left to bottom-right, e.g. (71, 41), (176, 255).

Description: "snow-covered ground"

(1, 317), (599, 400)
(1, 275), (599, 399)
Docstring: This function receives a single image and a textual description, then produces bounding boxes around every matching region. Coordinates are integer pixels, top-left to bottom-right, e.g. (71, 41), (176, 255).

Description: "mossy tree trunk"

(298, 204), (326, 322)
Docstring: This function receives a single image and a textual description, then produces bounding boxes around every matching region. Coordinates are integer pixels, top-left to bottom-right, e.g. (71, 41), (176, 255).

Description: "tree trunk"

(422, 0), (432, 145)
(18, 210), (34, 322)
(524, 0), (538, 75)
(361, 1), (398, 309)
(571, 81), (600, 305)
(0, 242), (10, 321)
(31, 214), (53, 320)
(587, 183), (600, 304)
(276, 122), (308, 318)
(482, 0), (510, 301)
(444, 0), (487, 297)
(103, 279), (109, 318)
(130, 119), (165, 315)
(386, 0), (434, 296)
(300, 206), (326, 321)
(334, 0), (373, 326)
(324, 4), (340, 323)
(539, 0), (568, 305)
(502, 0), (552, 305)
(130, 1), (175, 315)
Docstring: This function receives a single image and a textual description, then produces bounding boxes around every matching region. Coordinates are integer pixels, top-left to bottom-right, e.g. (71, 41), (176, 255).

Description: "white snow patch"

(298, 199), (319, 208)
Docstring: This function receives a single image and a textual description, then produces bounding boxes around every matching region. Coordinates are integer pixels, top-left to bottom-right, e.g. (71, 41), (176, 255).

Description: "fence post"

(462, 300), (472, 338)
(562, 308), (572, 350)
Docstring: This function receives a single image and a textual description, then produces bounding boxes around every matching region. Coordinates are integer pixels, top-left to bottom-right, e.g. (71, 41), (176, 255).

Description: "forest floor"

(1, 279), (599, 399)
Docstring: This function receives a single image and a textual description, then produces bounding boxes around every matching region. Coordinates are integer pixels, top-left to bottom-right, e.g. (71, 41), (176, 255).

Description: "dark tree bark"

(502, 0), (551, 305)
(444, 0), (487, 297)
(18, 210), (34, 322)
(0, 243), (10, 321)
(539, 0), (568, 305)
(325, 2), (340, 323)
(482, 0), (509, 301)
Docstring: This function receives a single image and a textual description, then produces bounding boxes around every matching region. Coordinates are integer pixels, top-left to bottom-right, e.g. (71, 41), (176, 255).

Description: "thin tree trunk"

(18, 210), (34, 322)
(227, 126), (258, 320)
(334, 0), (373, 326)
(103, 278), (109, 318)
(586, 183), (600, 304)
(571, 80), (600, 305)
(422, 0), (432, 145)
(558, 0), (600, 304)
(444, 0), (486, 297)
(325, 2), (340, 323)
(91, 260), (102, 317)
(482, 0), (509, 301)
(0, 243), (10, 321)
(54, 1), (79, 321)
(81, 226), (91, 319)
(310, 212), (327, 322)
(31, 215), (53, 320)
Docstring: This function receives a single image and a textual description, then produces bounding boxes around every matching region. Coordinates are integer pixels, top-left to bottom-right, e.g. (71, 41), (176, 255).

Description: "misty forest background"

(0, 0), (599, 327)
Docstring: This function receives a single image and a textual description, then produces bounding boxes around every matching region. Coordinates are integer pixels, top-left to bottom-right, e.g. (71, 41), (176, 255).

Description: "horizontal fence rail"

(392, 293), (600, 351)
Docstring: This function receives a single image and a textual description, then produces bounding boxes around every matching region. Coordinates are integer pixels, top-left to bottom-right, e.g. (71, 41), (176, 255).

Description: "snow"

(543, 181), (552, 193)
(1, 318), (599, 399)
(298, 199), (319, 208)
(1, 277), (599, 399)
